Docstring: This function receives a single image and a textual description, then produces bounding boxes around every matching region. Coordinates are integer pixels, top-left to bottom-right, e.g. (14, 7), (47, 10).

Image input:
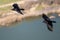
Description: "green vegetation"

(35, 5), (44, 10)
(0, 6), (12, 16)
(0, 0), (21, 12)
(0, 6), (12, 11)
(0, 0), (21, 5)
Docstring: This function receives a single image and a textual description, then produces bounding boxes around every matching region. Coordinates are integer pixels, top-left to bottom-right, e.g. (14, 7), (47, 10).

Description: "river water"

(0, 14), (60, 40)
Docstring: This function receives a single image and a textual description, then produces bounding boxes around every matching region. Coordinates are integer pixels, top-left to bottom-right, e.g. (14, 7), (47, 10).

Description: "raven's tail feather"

(20, 9), (24, 10)
(52, 21), (56, 23)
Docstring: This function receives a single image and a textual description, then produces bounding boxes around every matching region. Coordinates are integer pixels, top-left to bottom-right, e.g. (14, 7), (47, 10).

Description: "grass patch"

(35, 5), (44, 10)
(0, 6), (12, 16)
(0, 6), (12, 11)
(0, 0), (21, 5)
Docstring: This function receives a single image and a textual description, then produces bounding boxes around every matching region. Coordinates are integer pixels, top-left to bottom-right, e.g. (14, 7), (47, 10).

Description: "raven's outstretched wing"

(47, 23), (53, 31)
(43, 20), (53, 31)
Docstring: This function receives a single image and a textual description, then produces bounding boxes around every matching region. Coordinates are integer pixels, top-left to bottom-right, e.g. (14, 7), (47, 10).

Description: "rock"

(58, 14), (60, 16)
(49, 16), (55, 19)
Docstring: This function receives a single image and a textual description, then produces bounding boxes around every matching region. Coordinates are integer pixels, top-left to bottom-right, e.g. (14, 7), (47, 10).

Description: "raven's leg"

(52, 21), (56, 23)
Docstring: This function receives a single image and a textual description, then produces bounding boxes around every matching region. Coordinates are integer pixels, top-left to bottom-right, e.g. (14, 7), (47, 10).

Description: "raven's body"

(12, 3), (24, 15)
(42, 14), (56, 31)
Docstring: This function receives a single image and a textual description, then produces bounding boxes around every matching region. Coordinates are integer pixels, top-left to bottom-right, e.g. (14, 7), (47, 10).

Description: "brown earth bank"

(0, 10), (60, 26)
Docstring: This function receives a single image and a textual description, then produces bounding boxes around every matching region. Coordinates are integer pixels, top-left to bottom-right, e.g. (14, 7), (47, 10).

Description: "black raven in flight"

(42, 13), (56, 31)
(12, 3), (24, 15)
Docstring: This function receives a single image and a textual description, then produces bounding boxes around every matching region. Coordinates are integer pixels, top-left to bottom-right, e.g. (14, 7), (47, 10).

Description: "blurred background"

(0, 0), (60, 40)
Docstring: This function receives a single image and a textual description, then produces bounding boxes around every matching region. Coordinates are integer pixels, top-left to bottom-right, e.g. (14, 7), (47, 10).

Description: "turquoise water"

(0, 14), (60, 40)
